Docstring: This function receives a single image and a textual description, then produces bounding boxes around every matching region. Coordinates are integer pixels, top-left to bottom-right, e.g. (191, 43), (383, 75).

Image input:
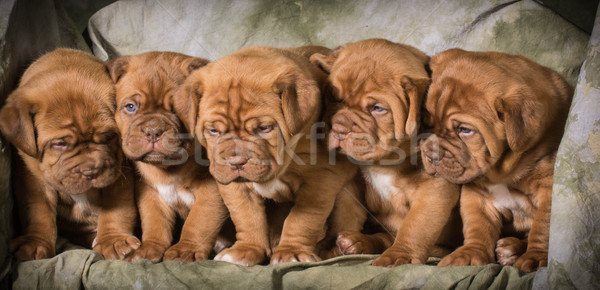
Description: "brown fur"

(108, 51), (228, 262)
(420, 48), (573, 272)
(174, 45), (365, 266)
(0, 48), (139, 260)
(311, 38), (462, 267)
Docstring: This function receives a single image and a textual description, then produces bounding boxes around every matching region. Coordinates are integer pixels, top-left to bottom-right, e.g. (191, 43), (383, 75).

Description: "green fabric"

(13, 251), (535, 289)
(542, 5), (600, 290)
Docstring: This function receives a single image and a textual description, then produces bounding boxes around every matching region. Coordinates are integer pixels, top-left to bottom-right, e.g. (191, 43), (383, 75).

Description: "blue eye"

(458, 126), (473, 135)
(372, 105), (386, 113)
(124, 103), (137, 113)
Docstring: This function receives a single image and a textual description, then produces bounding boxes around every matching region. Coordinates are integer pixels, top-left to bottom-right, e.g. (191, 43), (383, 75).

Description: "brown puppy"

(0, 48), (139, 260)
(108, 51), (229, 262)
(420, 48), (573, 272)
(311, 38), (462, 267)
(174, 45), (365, 266)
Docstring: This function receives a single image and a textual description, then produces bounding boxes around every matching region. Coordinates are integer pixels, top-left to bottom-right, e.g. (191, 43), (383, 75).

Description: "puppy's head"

(107, 52), (208, 166)
(420, 49), (573, 184)
(175, 47), (324, 184)
(311, 39), (430, 163)
(0, 48), (122, 194)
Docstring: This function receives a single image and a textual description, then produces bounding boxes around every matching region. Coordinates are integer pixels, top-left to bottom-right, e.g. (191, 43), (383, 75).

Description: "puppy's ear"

(173, 76), (202, 137)
(180, 57), (209, 76)
(497, 88), (547, 152)
(0, 90), (37, 156)
(277, 72), (321, 135)
(392, 76), (430, 138)
(106, 56), (130, 83)
(309, 48), (340, 73)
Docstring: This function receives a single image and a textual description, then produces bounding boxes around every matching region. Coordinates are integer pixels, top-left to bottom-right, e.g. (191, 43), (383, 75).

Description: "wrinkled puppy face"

(0, 63), (121, 195)
(108, 52), (208, 165)
(179, 47), (321, 184)
(420, 49), (561, 184)
(311, 39), (430, 164)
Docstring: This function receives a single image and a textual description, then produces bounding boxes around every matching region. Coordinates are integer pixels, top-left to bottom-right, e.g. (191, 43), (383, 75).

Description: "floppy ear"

(179, 57), (209, 76)
(0, 90), (37, 156)
(173, 76), (202, 137)
(106, 56), (130, 83)
(309, 48), (340, 73)
(496, 88), (547, 152)
(393, 76), (431, 139)
(277, 72), (321, 135)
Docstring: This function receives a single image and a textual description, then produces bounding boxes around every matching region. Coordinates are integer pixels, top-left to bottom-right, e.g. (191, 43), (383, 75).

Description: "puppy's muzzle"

(226, 155), (249, 170)
(331, 114), (353, 140)
(142, 120), (166, 143)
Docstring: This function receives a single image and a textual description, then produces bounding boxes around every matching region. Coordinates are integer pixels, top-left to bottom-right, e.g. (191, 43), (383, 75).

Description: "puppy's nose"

(227, 156), (248, 169)
(80, 165), (101, 179)
(331, 115), (352, 140)
(144, 127), (164, 143)
(425, 150), (442, 166)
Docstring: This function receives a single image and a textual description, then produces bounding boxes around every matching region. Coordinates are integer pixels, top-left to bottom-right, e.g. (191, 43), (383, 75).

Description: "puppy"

(311, 38), (462, 267)
(420, 48), (573, 272)
(174, 45), (365, 266)
(0, 48), (139, 260)
(107, 51), (229, 262)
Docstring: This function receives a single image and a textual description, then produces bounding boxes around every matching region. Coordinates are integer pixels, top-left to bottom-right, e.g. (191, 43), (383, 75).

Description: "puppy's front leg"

(9, 162), (57, 260)
(127, 181), (174, 262)
(164, 180), (227, 262)
(438, 184), (500, 267)
(373, 181), (459, 267)
(513, 185), (551, 272)
(271, 181), (337, 264)
(214, 182), (270, 266)
(93, 167), (141, 260)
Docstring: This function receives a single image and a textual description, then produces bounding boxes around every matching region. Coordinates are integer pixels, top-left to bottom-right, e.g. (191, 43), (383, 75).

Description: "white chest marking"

(366, 171), (397, 201)
(487, 184), (519, 210)
(253, 179), (288, 199)
(70, 193), (91, 211)
(155, 184), (195, 207)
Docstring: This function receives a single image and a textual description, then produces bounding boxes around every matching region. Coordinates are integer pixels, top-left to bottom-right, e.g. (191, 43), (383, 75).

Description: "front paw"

(271, 245), (321, 265)
(495, 237), (527, 266)
(372, 247), (421, 267)
(163, 242), (210, 262)
(126, 241), (168, 262)
(337, 231), (382, 255)
(93, 234), (141, 260)
(8, 235), (55, 261)
(438, 245), (494, 267)
(214, 242), (266, 266)
(513, 249), (547, 272)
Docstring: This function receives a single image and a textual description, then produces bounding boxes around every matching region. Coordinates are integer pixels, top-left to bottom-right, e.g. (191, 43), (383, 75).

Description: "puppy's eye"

(256, 125), (274, 134)
(457, 126), (474, 136)
(124, 103), (138, 113)
(206, 127), (220, 137)
(51, 139), (68, 151)
(371, 105), (387, 115)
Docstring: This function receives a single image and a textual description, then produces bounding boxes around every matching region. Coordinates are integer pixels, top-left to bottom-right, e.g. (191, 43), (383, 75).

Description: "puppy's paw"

(126, 241), (168, 262)
(8, 236), (55, 261)
(438, 245), (494, 267)
(271, 245), (321, 265)
(495, 237), (527, 266)
(372, 247), (421, 267)
(93, 234), (141, 260)
(163, 242), (210, 262)
(336, 231), (382, 255)
(513, 249), (547, 272)
(214, 242), (266, 266)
